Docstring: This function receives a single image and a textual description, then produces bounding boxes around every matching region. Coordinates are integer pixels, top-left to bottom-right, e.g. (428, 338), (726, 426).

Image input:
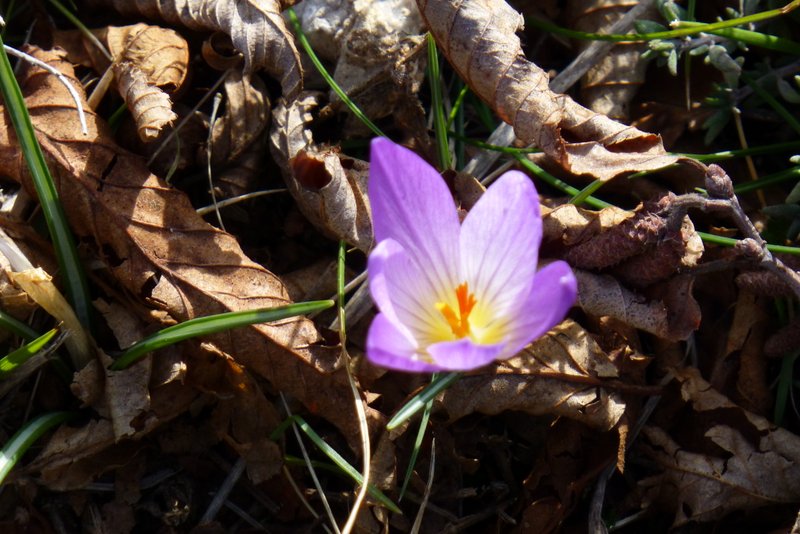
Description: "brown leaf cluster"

(0, 47), (366, 478)
(54, 23), (189, 140)
(417, 0), (680, 180)
(1, 0), (799, 531)
(90, 0), (304, 99)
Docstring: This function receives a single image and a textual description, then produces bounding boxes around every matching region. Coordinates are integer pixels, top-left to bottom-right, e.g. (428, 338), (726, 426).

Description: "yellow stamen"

(435, 282), (477, 338)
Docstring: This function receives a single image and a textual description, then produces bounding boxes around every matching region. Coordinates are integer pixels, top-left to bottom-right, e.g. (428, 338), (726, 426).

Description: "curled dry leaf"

(640, 367), (800, 526)
(575, 270), (700, 341)
(113, 61), (177, 141)
(0, 47), (366, 453)
(270, 92), (373, 251)
(54, 23), (189, 141)
(557, 195), (703, 288)
(417, 0), (680, 180)
(440, 319), (626, 432)
(92, 0), (303, 99)
(208, 70), (270, 166)
(53, 23), (190, 91)
(8, 267), (93, 368)
(297, 0), (426, 124)
(566, 0), (657, 120)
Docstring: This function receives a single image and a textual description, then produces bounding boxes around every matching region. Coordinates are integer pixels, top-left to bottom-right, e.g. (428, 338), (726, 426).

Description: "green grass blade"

(0, 37), (92, 330)
(525, 1), (800, 44)
(570, 179), (607, 206)
(0, 411), (74, 484)
(398, 399), (432, 501)
(680, 140), (800, 162)
(733, 166), (800, 194)
(696, 231), (800, 255)
(0, 327), (59, 378)
(427, 34), (452, 170)
(740, 72), (800, 135)
(110, 300), (334, 370)
(675, 21), (800, 55)
(0, 309), (39, 341)
(271, 415), (401, 514)
(386, 372), (461, 430)
(286, 8), (386, 139)
(514, 154), (800, 255)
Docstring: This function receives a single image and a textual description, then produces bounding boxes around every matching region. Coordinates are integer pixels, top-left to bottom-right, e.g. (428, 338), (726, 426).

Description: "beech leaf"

(417, 0), (680, 179)
(0, 46), (365, 447)
(91, 0), (303, 99)
(440, 319), (627, 431)
(640, 367), (800, 526)
(113, 61), (177, 141)
(270, 92), (373, 251)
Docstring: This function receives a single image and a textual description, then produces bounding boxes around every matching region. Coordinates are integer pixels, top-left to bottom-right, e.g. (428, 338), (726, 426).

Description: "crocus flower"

(366, 138), (577, 372)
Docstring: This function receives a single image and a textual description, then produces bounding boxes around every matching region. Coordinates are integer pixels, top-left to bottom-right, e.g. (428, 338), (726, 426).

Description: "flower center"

(436, 282), (477, 338)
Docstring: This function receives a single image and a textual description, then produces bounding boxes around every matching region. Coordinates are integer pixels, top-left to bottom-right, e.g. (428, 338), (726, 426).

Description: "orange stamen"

(436, 282), (477, 338)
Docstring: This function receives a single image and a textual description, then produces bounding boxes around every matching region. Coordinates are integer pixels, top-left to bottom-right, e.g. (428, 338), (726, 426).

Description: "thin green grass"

(525, 1), (800, 47)
(513, 154), (800, 255)
(0, 411), (74, 484)
(0, 327), (58, 378)
(286, 8), (386, 139)
(398, 398), (432, 502)
(387, 372), (461, 431)
(110, 300), (334, 370)
(0, 309), (39, 340)
(427, 34), (452, 170)
(0, 36), (92, 330)
(741, 71), (800, 136)
(270, 415), (401, 514)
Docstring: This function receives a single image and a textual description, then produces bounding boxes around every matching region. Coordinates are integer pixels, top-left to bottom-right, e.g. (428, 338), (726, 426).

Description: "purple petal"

(369, 138), (460, 298)
(368, 238), (450, 344)
(428, 338), (506, 371)
(501, 261), (577, 358)
(460, 171), (541, 316)
(367, 313), (443, 372)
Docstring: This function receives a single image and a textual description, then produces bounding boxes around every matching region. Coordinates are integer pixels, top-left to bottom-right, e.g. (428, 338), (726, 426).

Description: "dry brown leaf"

(440, 319), (626, 431)
(640, 367), (800, 526)
(554, 196), (703, 288)
(208, 70), (270, 166)
(521, 419), (619, 533)
(26, 381), (199, 490)
(92, 0), (303, 99)
(710, 291), (770, 415)
(417, 0), (680, 180)
(575, 270), (700, 341)
(297, 0), (426, 125)
(113, 61), (177, 141)
(270, 92), (373, 251)
(0, 47), (366, 447)
(541, 203), (633, 247)
(53, 23), (190, 91)
(566, 0), (657, 120)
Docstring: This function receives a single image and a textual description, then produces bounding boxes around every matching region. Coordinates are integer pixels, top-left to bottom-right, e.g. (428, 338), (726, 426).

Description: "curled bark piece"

(417, 0), (680, 180)
(113, 61), (177, 141)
